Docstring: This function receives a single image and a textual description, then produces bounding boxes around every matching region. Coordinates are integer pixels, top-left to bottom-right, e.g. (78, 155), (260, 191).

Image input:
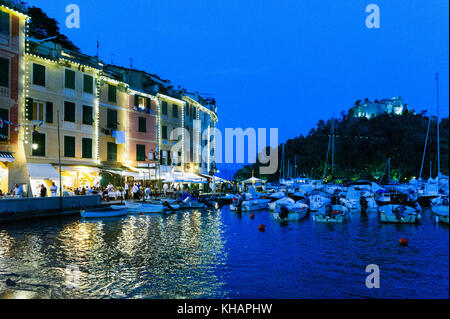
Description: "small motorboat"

(268, 197), (295, 211)
(309, 195), (331, 212)
(241, 199), (271, 212)
(432, 205), (449, 225)
(378, 205), (421, 224)
(273, 202), (309, 221)
(81, 206), (128, 219)
(125, 201), (179, 214)
(313, 205), (350, 223)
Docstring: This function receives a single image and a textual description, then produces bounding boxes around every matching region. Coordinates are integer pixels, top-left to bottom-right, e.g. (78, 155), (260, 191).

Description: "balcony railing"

(0, 86), (9, 98)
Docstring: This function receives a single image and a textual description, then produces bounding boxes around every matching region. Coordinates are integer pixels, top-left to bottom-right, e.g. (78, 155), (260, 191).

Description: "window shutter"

(64, 102), (76, 122)
(33, 64), (46, 86)
(107, 109), (118, 129)
(26, 98), (33, 121)
(64, 136), (76, 157)
(108, 85), (117, 102)
(0, 11), (10, 36)
(173, 104), (178, 118)
(0, 57), (9, 87)
(136, 144), (146, 161)
(46, 102), (53, 123)
(83, 74), (93, 93)
(82, 138), (92, 159)
(138, 117), (146, 132)
(146, 98), (152, 110)
(65, 69), (75, 89)
(135, 95), (140, 107)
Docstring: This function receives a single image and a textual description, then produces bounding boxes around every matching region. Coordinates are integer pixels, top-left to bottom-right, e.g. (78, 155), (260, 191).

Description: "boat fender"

(258, 224), (266, 232)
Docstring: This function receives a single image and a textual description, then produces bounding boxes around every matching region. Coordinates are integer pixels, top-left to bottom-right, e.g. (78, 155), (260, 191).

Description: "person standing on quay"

(132, 184), (140, 200)
(40, 184), (47, 198)
(14, 184), (23, 198)
(50, 183), (58, 197)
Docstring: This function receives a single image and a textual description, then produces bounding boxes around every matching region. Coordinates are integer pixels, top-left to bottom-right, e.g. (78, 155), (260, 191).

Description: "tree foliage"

(0, 0), (80, 52)
(235, 111), (449, 183)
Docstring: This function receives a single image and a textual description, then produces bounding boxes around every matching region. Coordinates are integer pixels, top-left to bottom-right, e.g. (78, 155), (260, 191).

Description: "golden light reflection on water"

(1, 209), (229, 299)
(0, 231), (15, 258)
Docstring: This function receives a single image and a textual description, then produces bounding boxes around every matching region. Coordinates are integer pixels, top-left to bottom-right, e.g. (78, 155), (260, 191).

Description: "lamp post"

(57, 110), (63, 211)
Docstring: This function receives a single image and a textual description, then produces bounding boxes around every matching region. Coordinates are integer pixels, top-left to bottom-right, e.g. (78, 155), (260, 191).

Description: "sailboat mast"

(331, 116), (335, 181)
(436, 73), (440, 178)
(420, 116), (432, 180)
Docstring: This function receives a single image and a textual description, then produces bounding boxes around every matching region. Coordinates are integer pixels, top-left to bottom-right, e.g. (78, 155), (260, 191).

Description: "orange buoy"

(258, 224), (266, 232)
(399, 238), (408, 246)
(139, 212), (143, 216)
(250, 214), (255, 219)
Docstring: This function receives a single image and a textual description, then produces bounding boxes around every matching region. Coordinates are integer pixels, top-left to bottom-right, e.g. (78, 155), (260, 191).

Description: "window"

(138, 117), (146, 133)
(0, 57), (9, 88)
(173, 104), (178, 118)
(65, 69), (76, 89)
(193, 107), (197, 118)
(0, 108), (8, 142)
(64, 136), (76, 158)
(0, 11), (9, 36)
(32, 132), (45, 157)
(107, 109), (118, 129)
(32, 101), (45, 122)
(185, 103), (189, 116)
(82, 138), (93, 159)
(108, 84), (117, 102)
(32, 63), (46, 87)
(162, 101), (168, 115)
(107, 142), (117, 162)
(46, 102), (53, 123)
(83, 74), (94, 94)
(136, 144), (146, 162)
(64, 102), (76, 122)
(162, 126), (168, 139)
(146, 98), (152, 112)
(82, 105), (93, 125)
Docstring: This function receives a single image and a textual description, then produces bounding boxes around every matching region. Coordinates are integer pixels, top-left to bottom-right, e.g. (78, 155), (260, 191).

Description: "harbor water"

(0, 207), (448, 299)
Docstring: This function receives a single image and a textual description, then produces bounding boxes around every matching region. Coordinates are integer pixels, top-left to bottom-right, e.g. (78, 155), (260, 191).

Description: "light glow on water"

(0, 207), (448, 299)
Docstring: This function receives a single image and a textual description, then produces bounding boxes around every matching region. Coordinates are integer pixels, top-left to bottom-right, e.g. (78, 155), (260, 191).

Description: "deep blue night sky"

(28, 0), (449, 178)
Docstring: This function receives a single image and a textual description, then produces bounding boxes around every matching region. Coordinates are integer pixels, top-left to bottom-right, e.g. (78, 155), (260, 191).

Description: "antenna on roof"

(130, 58), (134, 69)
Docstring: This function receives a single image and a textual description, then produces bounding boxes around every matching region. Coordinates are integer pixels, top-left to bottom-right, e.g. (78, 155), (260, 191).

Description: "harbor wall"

(0, 195), (101, 223)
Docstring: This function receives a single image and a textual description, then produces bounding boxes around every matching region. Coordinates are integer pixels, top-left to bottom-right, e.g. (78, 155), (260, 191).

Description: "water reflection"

(0, 209), (228, 299)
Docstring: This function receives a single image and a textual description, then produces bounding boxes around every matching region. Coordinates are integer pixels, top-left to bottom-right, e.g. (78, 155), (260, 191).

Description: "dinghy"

(80, 206), (128, 219)
(378, 205), (421, 224)
(273, 202), (309, 221)
(268, 197), (295, 211)
(313, 205), (350, 223)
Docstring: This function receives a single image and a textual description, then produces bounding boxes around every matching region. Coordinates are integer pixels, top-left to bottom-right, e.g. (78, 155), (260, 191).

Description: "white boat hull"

(313, 205), (350, 223)
(432, 206), (449, 224)
(378, 205), (420, 224)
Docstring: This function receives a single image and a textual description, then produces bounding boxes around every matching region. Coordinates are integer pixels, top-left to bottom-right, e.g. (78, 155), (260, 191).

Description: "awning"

(164, 172), (208, 184)
(0, 152), (14, 163)
(27, 163), (60, 180)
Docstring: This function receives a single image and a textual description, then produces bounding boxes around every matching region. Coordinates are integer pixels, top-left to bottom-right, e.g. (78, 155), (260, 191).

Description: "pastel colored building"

(24, 36), (102, 196)
(0, 5), (27, 194)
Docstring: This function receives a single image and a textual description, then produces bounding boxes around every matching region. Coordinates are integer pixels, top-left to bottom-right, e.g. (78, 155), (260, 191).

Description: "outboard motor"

(237, 195), (245, 213)
(279, 205), (289, 220)
(393, 206), (407, 220)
